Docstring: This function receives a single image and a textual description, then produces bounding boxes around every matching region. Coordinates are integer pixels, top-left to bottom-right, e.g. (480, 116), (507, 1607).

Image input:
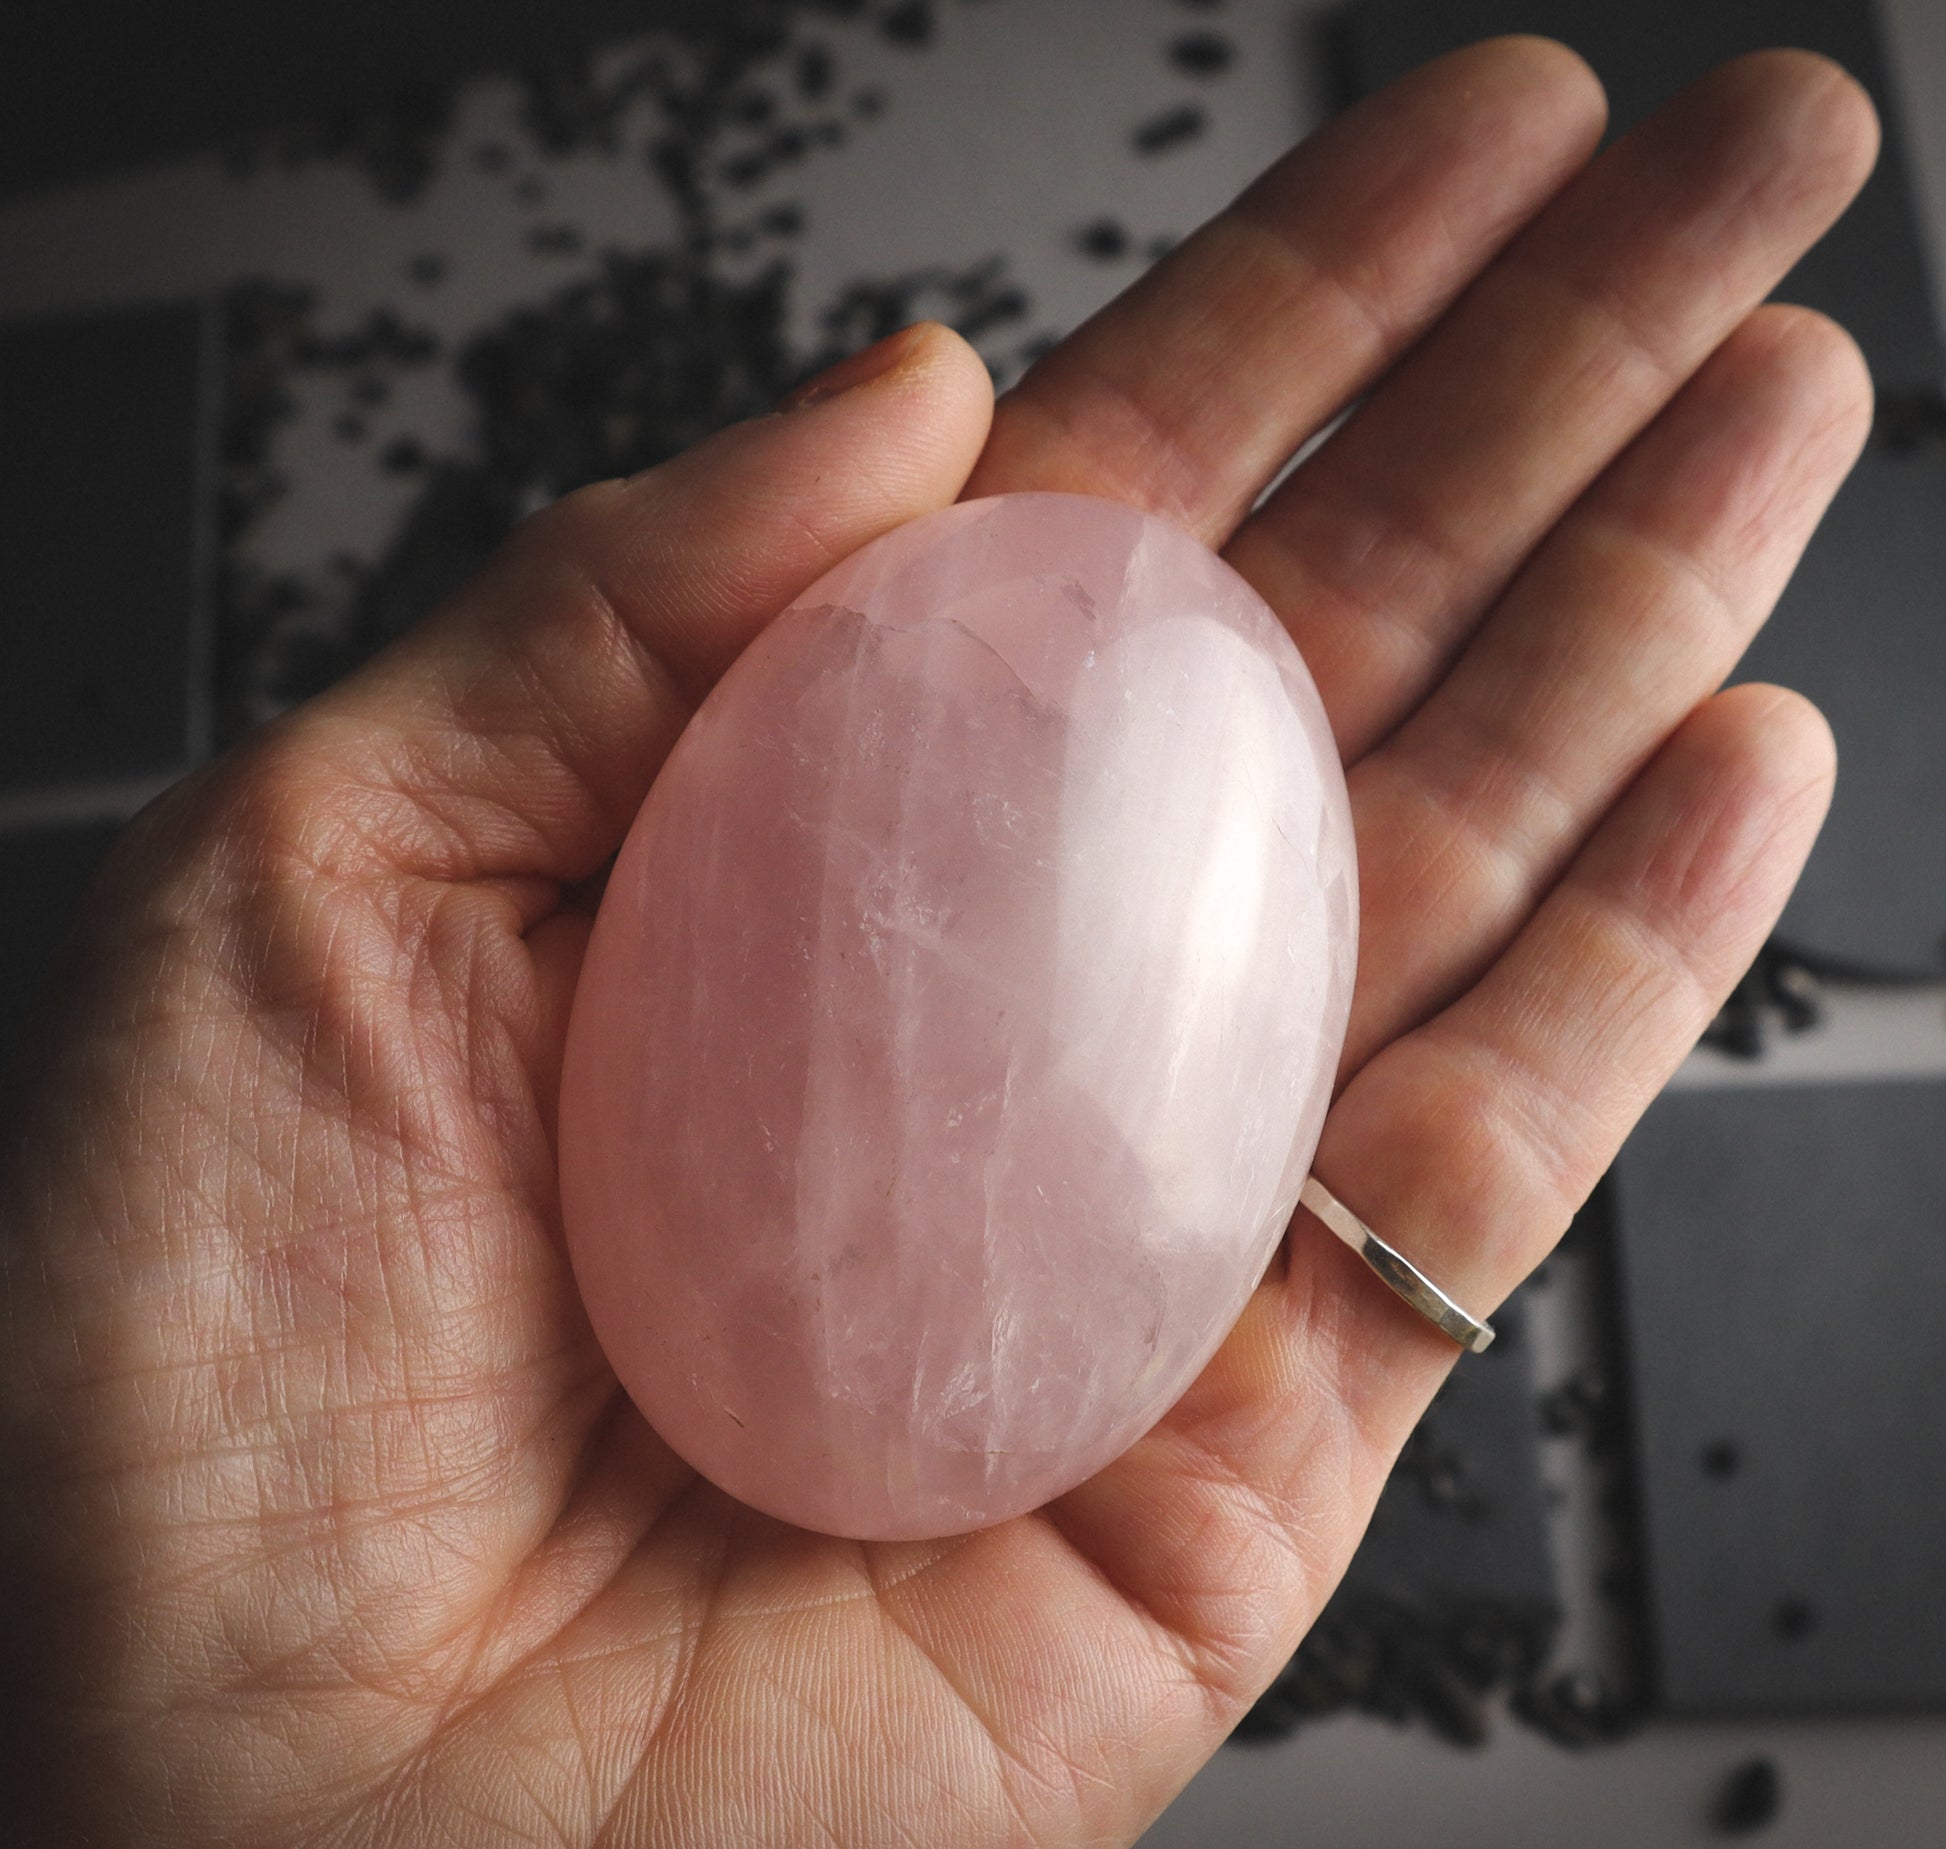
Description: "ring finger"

(1340, 301), (1872, 1073)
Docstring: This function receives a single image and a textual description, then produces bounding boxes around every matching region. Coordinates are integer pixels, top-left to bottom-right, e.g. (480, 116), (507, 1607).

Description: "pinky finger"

(1301, 682), (1836, 1429)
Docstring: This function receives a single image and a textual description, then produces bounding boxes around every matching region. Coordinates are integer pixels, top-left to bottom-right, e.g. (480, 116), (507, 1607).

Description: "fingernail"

(776, 322), (931, 412)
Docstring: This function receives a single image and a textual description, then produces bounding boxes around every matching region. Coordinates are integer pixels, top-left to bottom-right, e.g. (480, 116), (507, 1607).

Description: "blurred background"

(3, 1), (1944, 1841)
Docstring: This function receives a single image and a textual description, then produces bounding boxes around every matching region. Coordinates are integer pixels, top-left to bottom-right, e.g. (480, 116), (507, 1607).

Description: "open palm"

(1, 39), (1878, 1847)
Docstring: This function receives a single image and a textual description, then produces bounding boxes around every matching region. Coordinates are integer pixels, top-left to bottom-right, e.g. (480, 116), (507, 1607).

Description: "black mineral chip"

(1711, 1757), (1784, 1836)
(1131, 104), (1207, 155)
(878, 0), (935, 48)
(1074, 217), (1130, 261)
(795, 42), (835, 100)
(378, 436), (428, 475)
(1613, 1080), (1946, 1712)
(1167, 31), (1236, 76)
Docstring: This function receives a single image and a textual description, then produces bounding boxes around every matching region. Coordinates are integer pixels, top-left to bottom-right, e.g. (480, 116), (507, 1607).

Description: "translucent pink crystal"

(558, 492), (1356, 1540)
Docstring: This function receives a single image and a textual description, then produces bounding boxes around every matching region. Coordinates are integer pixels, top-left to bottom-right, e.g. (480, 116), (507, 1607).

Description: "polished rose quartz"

(558, 492), (1356, 1540)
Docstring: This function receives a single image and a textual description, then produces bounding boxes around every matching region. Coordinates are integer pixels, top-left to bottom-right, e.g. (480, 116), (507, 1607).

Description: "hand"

(1, 39), (1876, 1846)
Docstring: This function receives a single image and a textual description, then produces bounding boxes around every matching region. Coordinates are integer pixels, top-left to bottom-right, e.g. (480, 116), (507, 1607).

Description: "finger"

(1226, 50), (1880, 760)
(1312, 681), (1837, 1428)
(220, 322), (994, 884)
(1043, 683), (1836, 1711)
(962, 36), (1607, 539)
(1340, 304), (1871, 1072)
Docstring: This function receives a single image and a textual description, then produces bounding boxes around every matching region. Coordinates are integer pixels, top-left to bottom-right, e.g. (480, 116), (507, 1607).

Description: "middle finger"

(1225, 50), (1879, 762)
(1339, 302), (1871, 1074)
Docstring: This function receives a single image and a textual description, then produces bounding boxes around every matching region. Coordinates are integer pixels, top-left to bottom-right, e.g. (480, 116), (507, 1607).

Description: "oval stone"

(558, 492), (1357, 1540)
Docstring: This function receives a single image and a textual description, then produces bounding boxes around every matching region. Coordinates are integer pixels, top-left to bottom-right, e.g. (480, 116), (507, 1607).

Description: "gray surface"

(0, 821), (123, 1075)
(1143, 1709), (1946, 1847)
(1738, 446), (1946, 971)
(1613, 1079), (1946, 1715)
(0, 304), (211, 794)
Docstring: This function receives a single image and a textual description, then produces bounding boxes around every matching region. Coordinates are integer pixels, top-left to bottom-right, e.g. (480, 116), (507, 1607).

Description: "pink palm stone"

(558, 492), (1357, 1540)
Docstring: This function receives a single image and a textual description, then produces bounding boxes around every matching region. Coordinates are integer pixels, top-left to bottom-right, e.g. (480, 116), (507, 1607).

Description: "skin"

(0, 36), (1880, 1848)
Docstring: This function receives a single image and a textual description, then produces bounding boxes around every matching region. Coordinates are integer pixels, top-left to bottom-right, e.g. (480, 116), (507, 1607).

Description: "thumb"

(224, 320), (995, 885)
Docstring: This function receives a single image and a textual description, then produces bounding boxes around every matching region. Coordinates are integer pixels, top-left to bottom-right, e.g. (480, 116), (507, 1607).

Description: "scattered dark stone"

(220, 244), (1049, 719)
(526, 223), (586, 257)
(1235, 1591), (1558, 1750)
(1074, 218), (1130, 262)
(379, 436), (428, 476)
(332, 414), (367, 443)
(293, 309), (440, 372)
(349, 375), (391, 408)
(1132, 104), (1208, 156)
(796, 42), (836, 101)
(1145, 233), (1179, 262)
(879, 0), (936, 48)
(1538, 1364), (1623, 1454)
(520, 51), (632, 158)
(1701, 1439), (1743, 1480)
(214, 277), (312, 543)
(1711, 1758), (1784, 1836)
(233, 77), (453, 203)
(1700, 939), (1836, 1057)
(1771, 1596), (1818, 1642)
(1168, 31), (1236, 77)
(212, 283), (317, 735)
(406, 253), (449, 288)
(646, 135), (699, 204)
(817, 257), (1031, 353)
(211, 6), (1063, 740)
(720, 149), (771, 189)
(1509, 1669), (1642, 1749)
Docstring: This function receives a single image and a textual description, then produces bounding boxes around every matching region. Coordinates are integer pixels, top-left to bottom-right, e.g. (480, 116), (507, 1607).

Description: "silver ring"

(1299, 1176), (1496, 1355)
